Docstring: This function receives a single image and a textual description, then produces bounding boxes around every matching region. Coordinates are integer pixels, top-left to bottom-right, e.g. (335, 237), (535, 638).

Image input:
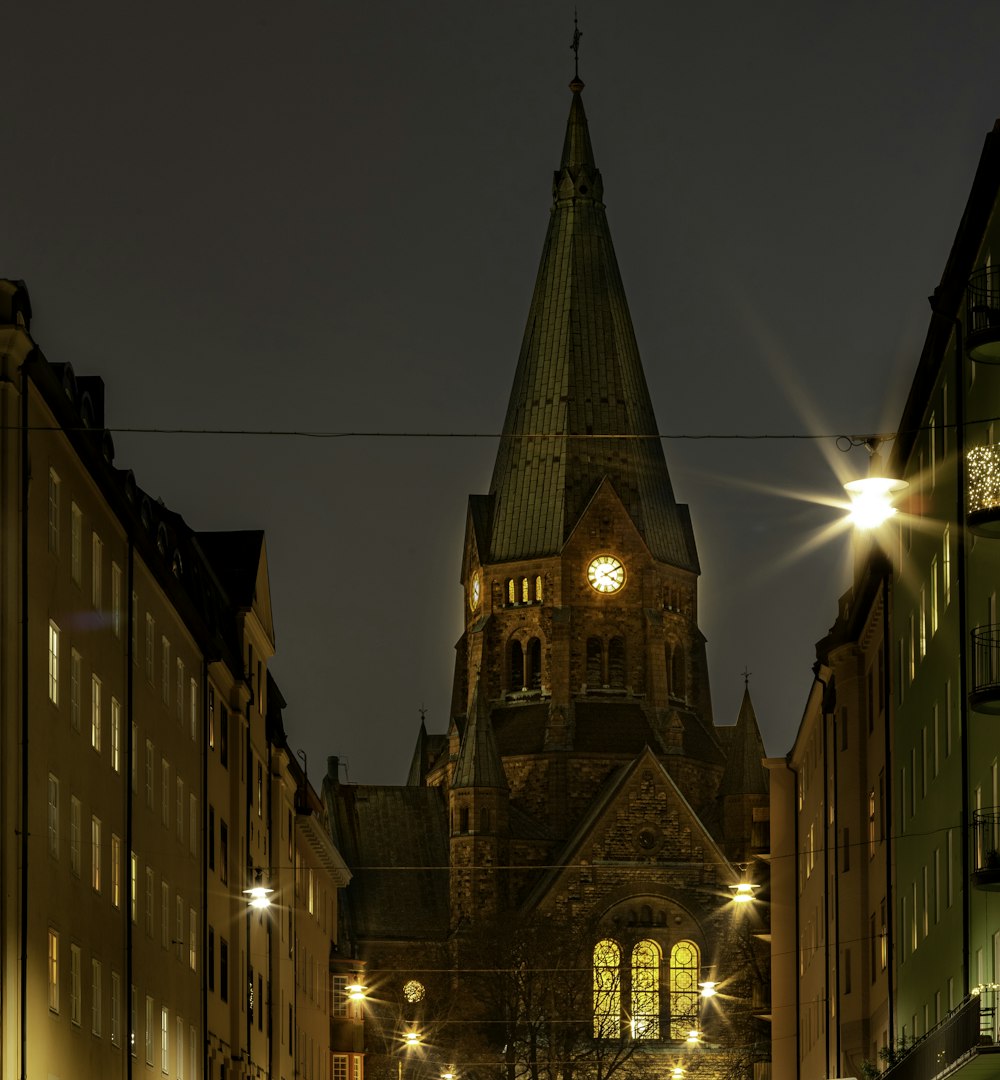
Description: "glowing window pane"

(593, 939), (621, 1038)
(521, 577), (530, 603)
(669, 940), (700, 1039)
(631, 940), (660, 1039)
(535, 575), (543, 602)
(508, 579), (516, 604)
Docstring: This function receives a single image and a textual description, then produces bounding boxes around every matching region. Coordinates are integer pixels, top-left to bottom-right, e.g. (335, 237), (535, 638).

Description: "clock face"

(469, 572), (481, 611)
(588, 554), (626, 594)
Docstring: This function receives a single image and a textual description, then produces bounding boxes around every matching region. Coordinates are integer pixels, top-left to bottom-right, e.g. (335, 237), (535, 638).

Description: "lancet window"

(669, 940), (700, 1038)
(592, 939), (621, 1038)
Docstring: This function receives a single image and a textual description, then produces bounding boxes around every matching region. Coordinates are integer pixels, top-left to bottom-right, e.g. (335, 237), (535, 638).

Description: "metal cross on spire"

(570, 9), (582, 80)
(741, 667), (752, 688)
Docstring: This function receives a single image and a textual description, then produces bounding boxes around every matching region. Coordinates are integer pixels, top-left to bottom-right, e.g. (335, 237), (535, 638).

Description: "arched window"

(527, 638), (542, 690)
(669, 940), (700, 1039)
(521, 577), (530, 603)
(509, 641), (525, 692)
(507, 579), (516, 604)
(609, 636), (626, 688)
(631, 940), (660, 1039)
(534, 575), (543, 602)
(480, 807), (490, 832)
(593, 939), (621, 1038)
(586, 638), (603, 687)
(670, 645), (686, 702)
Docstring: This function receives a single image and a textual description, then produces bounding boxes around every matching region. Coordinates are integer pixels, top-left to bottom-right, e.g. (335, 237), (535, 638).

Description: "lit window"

(507, 579), (515, 603)
(111, 971), (121, 1045)
(943, 526), (951, 606)
(91, 816), (101, 892)
(91, 674), (102, 752)
(92, 533), (103, 609)
(130, 852), (137, 922)
(111, 697), (121, 772)
(521, 577), (529, 603)
(71, 503), (82, 584)
(145, 995), (154, 1064)
(111, 834), (121, 908)
(868, 791), (876, 857)
(535, 574), (543, 602)
(669, 940), (700, 1039)
(631, 940), (660, 1038)
(593, 938), (621, 1038)
(161, 1006), (169, 1073)
(48, 621), (60, 705)
(919, 588), (926, 658)
(930, 557), (939, 635)
(48, 468), (60, 553)
(177, 1018), (184, 1079)
(47, 774), (60, 858)
(48, 930), (59, 1012)
(189, 908), (197, 970)
(70, 797), (81, 876)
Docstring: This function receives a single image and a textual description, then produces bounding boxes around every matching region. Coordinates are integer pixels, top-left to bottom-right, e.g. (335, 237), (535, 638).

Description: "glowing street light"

(347, 981), (367, 1002)
(243, 870), (273, 910)
(844, 475), (907, 529)
(685, 1028), (701, 1045)
(699, 980), (718, 998)
(729, 881), (759, 904)
(671, 1068), (685, 1079)
(403, 1031), (421, 1047)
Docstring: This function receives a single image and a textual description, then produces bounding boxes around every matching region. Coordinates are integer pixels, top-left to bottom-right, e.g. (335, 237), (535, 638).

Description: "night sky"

(7, 2), (1000, 784)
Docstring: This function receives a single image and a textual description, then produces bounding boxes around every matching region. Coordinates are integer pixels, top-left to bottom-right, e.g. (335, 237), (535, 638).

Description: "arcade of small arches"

(506, 575), (544, 605)
(593, 937), (701, 1040)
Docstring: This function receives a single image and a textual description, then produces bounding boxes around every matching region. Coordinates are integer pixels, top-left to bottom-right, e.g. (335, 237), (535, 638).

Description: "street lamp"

(842, 436), (907, 530)
(243, 869), (273, 910)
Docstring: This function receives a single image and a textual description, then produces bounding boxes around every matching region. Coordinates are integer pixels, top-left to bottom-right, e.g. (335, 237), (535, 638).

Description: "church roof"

(452, 682), (509, 790)
(485, 80), (698, 571)
(716, 687), (769, 797)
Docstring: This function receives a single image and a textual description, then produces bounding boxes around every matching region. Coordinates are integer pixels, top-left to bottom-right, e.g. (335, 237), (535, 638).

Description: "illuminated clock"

(587, 554), (626, 593)
(469, 572), (481, 611)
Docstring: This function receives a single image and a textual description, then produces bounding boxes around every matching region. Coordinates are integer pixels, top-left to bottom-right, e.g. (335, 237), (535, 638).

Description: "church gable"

(522, 747), (734, 923)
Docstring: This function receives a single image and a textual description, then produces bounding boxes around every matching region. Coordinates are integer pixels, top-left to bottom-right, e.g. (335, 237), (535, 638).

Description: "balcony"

(972, 808), (1000, 890)
(967, 267), (1000, 363)
(881, 990), (999, 1079)
(968, 445), (1000, 535)
(970, 625), (1000, 714)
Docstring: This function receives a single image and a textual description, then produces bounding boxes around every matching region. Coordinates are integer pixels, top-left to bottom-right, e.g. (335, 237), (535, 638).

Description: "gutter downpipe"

(19, 359), (28, 1080)
(882, 572), (895, 1045)
(822, 700), (832, 1075)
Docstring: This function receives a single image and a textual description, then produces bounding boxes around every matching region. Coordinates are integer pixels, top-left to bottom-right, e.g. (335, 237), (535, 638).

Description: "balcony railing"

(881, 989), (998, 1079)
(968, 444), (1000, 535)
(972, 808), (1000, 889)
(967, 266), (1000, 362)
(970, 625), (1000, 714)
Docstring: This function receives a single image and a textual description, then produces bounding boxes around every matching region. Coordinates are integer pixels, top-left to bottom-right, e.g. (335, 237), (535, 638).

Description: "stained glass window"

(669, 940), (700, 1039)
(631, 940), (660, 1038)
(593, 939), (621, 1038)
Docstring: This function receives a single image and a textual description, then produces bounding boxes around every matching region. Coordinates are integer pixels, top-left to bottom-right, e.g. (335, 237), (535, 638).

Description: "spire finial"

(570, 10), (584, 91)
(741, 667), (752, 689)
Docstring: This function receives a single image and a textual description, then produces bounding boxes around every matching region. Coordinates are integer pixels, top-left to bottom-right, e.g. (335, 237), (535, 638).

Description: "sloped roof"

(326, 784), (450, 941)
(717, 687), (769, 797)
(484, 80), (698, 571)
(453, 682), (509, 790)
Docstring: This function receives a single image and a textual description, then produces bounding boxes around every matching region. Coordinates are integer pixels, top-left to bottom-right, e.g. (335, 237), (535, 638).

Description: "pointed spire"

(718, 686), (769, 797)
(452, 681), (508, 790)
(486, 82), (698, 571)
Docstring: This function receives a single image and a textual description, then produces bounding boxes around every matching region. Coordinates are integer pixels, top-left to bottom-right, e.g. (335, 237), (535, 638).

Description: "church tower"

(439, 75), (725, 838)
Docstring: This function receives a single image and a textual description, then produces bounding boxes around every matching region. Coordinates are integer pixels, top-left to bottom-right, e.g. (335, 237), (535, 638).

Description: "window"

(161, 1006), (169, 1073)
(592, 939), (621, 1038)
(946, 681), (953, 757)
(880, 899), (887, 970)
(111, 697), (121, 772)
(48, 468), (60, 552)
(189, 678), (197, 741)
(189, 795), (197, 855)
(670, 940), (700, 1039)
(176, 659), (184, 725)
(48, 930), (59, 1011)
(220, 821), (228, 884)
(220, 707), (228, 768)
(919, 587), (926, 658)
(943, 526), (951, 606)
(91, 816), (101, 892)
(931, 557), (939, 635)
(146, 740), (154, 809)
(47, 774), (60, 858)
(145, 995), (154, 1064)
(145, 614), (155, 683)
(131, 592), (138, 659)
(70, 797), (81, 876)
(934, 848), (941, 925)
(131, 986), (137, 1056)
(91, 533), (103, 609)
(208, 926), (215, 991)
(209, 807), (215, 870)
(257, 761), (263, 818)
(70, 649), (81, 730)
(111, 971), (121, 1045)
(145, 868), (154, 937)
(111, 562), (122, 638)
(631, 940), (660, 1038)
(332, 974), (348, 1017)
(70, 944), (82, 1025)
(92, 958), (103, 1035)
(48, 621), (60, 704)
(175, 897), (183, 962)
(91, 674), (101, 751)
(161, 760), (170, 828)
(189, 908), (197, 970)
(71, 503), (82, 584)
(868, 790), (876, 858)
(220, 938), (229, 1002)
(111, 834), (121, 908)
(131, 852), (137, 922)
(209, 688), (215, 750)
(177, 1018), (184, 1080)
(176, 777), (184, 842)
(161, 881), (170, 949)
(161, 637), (170, 705)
